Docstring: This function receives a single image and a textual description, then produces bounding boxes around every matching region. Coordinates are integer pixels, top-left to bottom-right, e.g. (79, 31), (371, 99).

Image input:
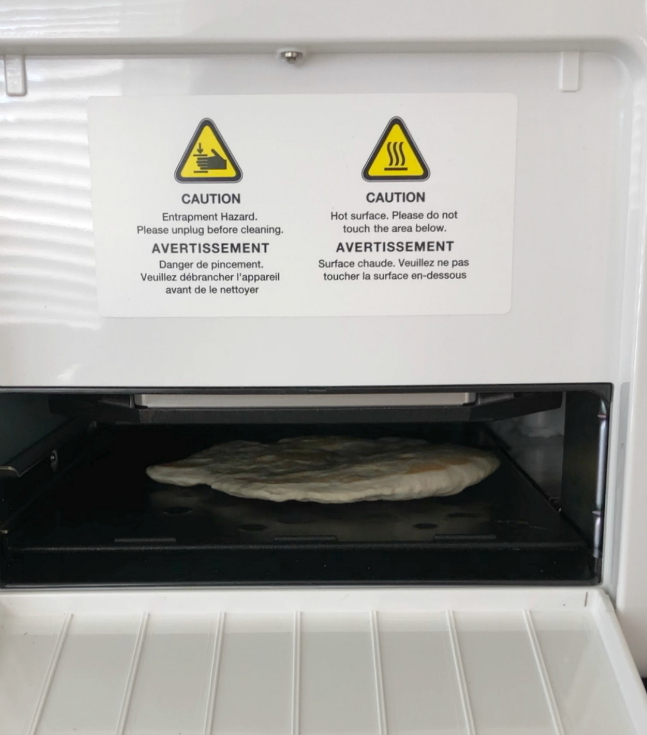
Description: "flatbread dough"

(146, 436), (500, 503)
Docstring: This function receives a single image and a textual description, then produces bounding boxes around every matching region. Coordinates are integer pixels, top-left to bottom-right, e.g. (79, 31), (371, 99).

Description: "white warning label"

(88, 94), (517, 317)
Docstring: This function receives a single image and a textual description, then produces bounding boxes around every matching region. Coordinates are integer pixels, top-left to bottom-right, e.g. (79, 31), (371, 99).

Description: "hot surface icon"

(362, 117), (429, 181)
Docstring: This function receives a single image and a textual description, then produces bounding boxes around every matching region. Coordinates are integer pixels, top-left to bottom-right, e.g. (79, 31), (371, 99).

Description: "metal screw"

(280, 50), (303, 64)
(50, 450), (59, 473)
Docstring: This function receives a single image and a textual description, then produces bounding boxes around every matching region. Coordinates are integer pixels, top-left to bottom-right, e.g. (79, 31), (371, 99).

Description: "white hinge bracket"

(4, 55), (26, 96)
(559, 51), (580, 92)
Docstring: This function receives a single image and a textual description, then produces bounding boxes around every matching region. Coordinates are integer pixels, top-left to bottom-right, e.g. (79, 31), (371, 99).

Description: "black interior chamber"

(0, 386), (609, 587)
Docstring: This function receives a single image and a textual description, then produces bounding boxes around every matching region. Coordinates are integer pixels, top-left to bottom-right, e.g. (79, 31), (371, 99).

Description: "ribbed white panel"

(0, 588), (643, 735)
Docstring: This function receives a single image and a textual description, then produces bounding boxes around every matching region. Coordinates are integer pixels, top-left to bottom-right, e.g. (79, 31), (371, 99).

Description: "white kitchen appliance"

(1, 0), (647, 733)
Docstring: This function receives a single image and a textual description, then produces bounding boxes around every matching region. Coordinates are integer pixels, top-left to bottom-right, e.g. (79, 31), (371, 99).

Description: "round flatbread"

(146, 436), (500, 503)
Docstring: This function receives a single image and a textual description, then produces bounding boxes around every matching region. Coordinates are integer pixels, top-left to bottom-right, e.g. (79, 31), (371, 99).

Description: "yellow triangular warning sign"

(175, 119), (242, 183)
(362, 117), (429, 181)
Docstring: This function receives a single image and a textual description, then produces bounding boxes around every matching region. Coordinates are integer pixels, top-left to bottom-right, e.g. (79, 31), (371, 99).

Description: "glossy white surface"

(0, 0), (640, 48)
(0, 51), (630, 386)
(0, 588), (643, 735)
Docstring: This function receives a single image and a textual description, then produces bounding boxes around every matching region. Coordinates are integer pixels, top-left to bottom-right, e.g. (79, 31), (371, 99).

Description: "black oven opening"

(0, 386), (609, 587)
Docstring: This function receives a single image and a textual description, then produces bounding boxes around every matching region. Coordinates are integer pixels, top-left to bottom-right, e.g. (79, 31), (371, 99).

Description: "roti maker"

(0, 1), (647, 733)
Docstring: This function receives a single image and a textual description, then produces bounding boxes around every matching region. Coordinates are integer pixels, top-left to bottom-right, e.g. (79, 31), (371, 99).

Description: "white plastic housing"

(1, 0), (647, 679)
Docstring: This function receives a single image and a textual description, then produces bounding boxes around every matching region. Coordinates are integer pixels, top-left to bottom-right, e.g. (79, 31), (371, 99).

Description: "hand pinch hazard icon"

(194, 145), (227, 171)
(175, 118), (242, 183)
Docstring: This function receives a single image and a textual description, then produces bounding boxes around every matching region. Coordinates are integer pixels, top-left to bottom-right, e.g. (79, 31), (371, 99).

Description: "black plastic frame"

(0, 384), (611, 588)
(49, 391), (565, 425)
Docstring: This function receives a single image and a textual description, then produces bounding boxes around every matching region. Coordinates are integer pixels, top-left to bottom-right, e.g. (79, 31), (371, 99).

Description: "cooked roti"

(146, 436), (500, 503)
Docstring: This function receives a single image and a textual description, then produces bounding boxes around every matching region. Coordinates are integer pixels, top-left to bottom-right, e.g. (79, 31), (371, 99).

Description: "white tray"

(0, 587), (645, 735)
